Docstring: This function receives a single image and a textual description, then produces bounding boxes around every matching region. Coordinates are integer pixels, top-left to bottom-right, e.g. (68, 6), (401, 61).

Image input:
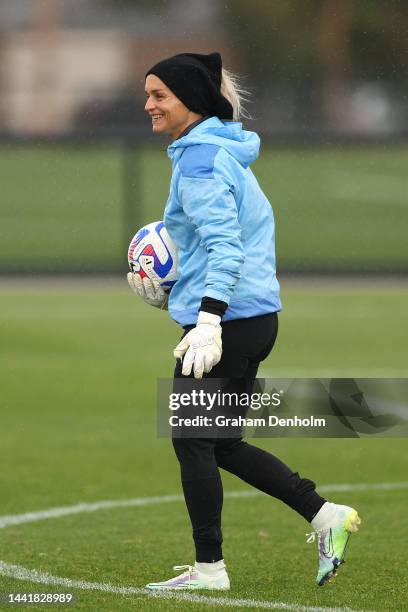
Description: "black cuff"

(200, 296), (228, 318)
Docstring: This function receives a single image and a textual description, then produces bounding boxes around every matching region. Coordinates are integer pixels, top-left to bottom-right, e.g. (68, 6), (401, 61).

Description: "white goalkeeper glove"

(174, 311), (222, 379)
(127, 272), (168, 309)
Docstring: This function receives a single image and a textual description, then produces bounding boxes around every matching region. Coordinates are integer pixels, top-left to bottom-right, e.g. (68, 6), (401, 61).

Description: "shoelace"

(306, 529), (334, 559)
(173, 565), (194, 586)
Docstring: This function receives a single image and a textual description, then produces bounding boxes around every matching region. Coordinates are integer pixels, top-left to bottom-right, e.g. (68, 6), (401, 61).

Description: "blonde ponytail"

(220, 68), (251, 121)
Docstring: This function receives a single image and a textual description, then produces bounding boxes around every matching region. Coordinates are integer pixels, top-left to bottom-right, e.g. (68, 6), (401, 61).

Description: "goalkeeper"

(128, 52), (360, 591)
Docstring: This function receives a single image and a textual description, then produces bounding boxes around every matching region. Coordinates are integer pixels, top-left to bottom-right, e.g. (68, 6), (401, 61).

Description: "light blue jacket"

(164, 116), (281, 326)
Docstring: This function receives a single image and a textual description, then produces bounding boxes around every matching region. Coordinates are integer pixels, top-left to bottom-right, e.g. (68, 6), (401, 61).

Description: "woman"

(128, 52), (360, 590)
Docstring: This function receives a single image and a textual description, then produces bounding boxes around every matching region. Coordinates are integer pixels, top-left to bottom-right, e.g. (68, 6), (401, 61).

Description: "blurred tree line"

(221, 0), (408, 128)
(222, 0), (407, 82)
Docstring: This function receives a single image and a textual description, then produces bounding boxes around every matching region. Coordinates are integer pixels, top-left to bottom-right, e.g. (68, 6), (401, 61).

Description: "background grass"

(1, 144), (407, 272)
(0, 280), (407, 611)
(1, 138), (407, 610)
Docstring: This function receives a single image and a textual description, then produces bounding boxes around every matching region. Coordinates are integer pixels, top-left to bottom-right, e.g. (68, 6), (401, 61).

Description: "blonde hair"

(220, 68), (252, 121)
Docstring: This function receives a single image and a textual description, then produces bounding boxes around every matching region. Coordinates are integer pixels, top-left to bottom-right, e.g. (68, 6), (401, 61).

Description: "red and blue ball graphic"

(128, 221), (178, 289)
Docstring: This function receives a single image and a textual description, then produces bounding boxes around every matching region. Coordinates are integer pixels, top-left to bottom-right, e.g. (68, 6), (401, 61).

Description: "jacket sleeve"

(177, 161), (245, 304)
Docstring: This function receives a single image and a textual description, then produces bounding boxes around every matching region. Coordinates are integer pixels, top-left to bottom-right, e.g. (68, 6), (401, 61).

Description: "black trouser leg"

(214, 437), (325, 521)
(172, 314), (326, 562)
(172, 437), (224, 562)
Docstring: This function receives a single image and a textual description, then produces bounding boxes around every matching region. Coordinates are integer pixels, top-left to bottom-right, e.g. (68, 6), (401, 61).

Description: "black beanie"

(145, 52), (233, 120)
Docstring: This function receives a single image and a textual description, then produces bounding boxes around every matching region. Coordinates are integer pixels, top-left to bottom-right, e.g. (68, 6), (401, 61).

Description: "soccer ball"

(128, 221), (178, 290)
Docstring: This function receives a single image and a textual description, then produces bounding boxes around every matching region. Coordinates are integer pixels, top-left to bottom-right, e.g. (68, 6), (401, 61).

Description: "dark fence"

(1, 130), (407, 275)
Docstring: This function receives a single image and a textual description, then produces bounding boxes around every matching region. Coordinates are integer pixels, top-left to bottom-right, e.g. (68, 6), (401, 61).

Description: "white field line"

(0, 483), (399, 611)
(1, 481), (408, 531)
(0, 494), (182, 530)
(0, 560), (365, 612)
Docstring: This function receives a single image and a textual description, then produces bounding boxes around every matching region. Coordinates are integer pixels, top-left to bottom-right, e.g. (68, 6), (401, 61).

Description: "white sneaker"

(145, 564), (230, 591)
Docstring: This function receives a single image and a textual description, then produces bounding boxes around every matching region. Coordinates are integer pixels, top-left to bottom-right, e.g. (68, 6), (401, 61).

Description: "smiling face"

(144, 74), (203, 141)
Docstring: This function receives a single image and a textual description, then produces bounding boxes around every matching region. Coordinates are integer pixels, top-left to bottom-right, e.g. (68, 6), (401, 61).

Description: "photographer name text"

(169, 415), (326, 428)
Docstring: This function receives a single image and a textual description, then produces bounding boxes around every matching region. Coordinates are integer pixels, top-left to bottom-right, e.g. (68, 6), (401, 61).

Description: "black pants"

(172, 313), (326, 563)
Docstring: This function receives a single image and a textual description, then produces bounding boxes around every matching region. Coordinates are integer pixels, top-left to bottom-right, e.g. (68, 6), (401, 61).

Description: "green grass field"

(1, 280), (407, 611)
(1, 145), (407, 272)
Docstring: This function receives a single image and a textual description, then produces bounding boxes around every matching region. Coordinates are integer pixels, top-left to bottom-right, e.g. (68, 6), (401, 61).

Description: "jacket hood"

(167, 116), (260, 169)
